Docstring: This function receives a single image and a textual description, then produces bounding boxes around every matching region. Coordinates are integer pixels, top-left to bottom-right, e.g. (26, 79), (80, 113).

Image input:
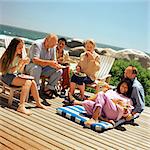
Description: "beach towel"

(56, 105), (140, 132)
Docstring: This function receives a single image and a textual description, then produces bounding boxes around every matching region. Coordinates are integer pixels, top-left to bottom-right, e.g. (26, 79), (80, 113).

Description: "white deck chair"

(86, 55), (115, 92)
(97, 55), (115, 81)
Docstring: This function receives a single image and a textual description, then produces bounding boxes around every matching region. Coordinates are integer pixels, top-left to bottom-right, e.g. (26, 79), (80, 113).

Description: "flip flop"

(43, 89), (53, 98)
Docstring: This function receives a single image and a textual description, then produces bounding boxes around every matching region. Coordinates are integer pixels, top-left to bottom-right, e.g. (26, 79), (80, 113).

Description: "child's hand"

(86, 51), (94, 60)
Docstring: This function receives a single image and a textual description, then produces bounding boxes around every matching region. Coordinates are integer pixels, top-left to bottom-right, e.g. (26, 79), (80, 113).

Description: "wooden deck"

(0, 92), (150, 150)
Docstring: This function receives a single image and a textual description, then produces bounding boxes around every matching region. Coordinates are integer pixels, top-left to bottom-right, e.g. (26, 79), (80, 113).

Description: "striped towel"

(56, 105), (140, 132)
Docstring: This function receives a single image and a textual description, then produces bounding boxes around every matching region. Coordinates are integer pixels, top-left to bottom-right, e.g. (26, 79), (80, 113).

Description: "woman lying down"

(66, 78), (134, 125)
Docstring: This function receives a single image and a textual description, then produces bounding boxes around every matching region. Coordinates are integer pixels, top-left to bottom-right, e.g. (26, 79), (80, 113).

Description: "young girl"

(67, 78), (134, 125)
(69, 39), (100, 100)
(0, 38), (47, 115)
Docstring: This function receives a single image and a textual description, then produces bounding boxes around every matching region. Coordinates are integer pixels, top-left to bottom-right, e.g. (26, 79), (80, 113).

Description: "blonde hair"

(84, 39), (96, 48)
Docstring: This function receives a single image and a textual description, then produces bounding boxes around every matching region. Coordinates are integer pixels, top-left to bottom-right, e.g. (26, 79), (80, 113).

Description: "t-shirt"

(29, 39), (56, 61)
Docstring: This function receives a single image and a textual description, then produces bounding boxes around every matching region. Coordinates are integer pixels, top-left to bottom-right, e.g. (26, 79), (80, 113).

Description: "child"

(69, 39), (100, 100)
(0, 38), (47, 115)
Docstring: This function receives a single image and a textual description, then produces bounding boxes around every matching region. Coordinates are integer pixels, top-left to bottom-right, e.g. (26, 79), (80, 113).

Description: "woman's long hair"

(0, 38), (22, 74)
(117, 78), (133, 97)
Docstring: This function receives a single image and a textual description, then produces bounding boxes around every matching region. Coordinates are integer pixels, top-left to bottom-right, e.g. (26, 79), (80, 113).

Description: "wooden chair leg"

(1, 85), (5, 93)
(8, 89), (14, 107)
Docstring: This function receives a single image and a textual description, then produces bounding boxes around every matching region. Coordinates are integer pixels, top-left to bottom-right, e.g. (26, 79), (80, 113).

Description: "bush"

(110, 59), (150, 107)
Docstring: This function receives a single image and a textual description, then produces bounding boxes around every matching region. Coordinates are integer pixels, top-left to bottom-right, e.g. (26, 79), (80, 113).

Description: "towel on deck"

(56, 105), (140, 132)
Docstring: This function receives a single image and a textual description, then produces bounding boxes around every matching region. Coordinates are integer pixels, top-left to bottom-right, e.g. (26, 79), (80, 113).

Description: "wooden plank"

(0, 96), (150, 150)
(0, 123), (50, 150)
(0, 131), (30, 150)
(0, 108), (92, 150)
(0, 141), (14, 150)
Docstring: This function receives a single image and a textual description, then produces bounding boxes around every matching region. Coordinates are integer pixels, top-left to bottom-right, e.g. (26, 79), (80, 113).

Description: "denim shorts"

(1, 73), (18, 86)
(71, 74), (94, 85)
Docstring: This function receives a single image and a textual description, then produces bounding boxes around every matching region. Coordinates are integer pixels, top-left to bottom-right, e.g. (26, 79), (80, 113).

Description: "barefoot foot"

(36, 103), (48, 110)
(17, 105), (32, 115)
(84, 118), (99, 125)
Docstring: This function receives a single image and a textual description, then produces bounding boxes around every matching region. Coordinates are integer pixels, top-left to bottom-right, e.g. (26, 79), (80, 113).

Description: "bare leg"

(11, 77), (32, 115)
(72, 100), (82, 105)
(69, 82), (76, 95)
(84, 107), (100, 125)
(77, 84), (85, 99)
(30, 80), (48, 109)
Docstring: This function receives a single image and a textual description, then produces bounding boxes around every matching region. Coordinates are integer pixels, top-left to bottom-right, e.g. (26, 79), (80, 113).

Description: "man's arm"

(32, 57), (61, 69)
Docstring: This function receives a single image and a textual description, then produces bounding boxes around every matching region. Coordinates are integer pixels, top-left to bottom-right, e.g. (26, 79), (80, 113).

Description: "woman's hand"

(19, 57), (30, 66)
(125, 114), (133, 121)
(23, 57), (30, 64)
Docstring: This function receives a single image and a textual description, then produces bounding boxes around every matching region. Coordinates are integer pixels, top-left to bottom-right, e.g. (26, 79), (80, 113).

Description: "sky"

(0, 0), (150, 53)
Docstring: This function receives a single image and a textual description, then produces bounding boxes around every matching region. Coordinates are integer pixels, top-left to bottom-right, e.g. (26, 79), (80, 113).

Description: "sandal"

(62, 99), (74, 106)
(43, 89), (53, 98)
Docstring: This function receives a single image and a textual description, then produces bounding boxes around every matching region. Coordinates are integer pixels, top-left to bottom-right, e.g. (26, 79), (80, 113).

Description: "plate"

(18, 74), (34, 80)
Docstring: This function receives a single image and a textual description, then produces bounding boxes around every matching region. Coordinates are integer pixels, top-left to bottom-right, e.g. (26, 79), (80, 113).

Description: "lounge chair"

(97, 55), (115, 80)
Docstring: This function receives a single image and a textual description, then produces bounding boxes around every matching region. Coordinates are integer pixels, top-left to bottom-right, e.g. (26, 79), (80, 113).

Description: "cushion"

(56, 105), (140, 132)
(56, 105), (113, 132)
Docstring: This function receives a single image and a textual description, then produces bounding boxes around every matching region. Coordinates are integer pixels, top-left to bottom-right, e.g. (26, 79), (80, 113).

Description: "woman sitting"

(0, 38), (47, 115)
(56, 38), (70, 97)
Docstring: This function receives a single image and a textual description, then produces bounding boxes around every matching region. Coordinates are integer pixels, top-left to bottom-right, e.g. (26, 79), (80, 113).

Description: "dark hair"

(117, 78), (133, 97)
(0, 38), (22, 74)
(58, 37), (67, 45)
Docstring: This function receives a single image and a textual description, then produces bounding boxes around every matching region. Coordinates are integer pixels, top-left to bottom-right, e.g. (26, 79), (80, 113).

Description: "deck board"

(0, 94), (150, 150)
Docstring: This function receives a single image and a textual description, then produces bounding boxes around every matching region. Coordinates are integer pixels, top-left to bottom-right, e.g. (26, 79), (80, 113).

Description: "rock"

(68, 46), (85, 57)
(67, 38), (84, 48)
(116, 49), (150, 68)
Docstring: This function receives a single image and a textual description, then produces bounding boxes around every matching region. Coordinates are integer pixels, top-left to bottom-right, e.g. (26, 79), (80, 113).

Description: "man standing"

(25, 33), (62, 97)
(124, 66), (145, 115)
